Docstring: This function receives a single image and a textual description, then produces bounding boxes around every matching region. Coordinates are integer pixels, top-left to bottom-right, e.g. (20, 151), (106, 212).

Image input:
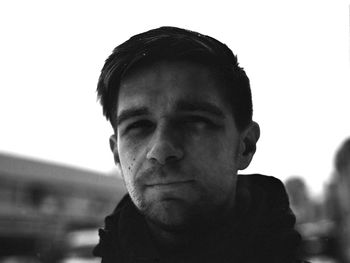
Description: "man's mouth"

(145, 180), (194, 187)
(140, 166), (194, 188)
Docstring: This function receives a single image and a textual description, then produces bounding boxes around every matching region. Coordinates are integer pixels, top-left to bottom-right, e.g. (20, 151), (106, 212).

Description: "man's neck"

(147, 222), (190, 252)
(145, 198), (239, 253)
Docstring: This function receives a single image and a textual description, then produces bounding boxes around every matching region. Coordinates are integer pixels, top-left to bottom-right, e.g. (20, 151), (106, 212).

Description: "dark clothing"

(93, 174), (305, 263)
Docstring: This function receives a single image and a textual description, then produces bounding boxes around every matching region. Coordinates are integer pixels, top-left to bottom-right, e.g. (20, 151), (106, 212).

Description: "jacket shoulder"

(238, 173), (285, 186)
(238, 174), (289, 203)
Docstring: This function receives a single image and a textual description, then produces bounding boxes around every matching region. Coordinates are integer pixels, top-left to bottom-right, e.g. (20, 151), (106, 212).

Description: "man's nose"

(146, 126), (184, 165)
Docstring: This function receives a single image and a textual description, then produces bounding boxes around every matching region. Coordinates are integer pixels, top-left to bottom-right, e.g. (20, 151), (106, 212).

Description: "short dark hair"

(97, 26), (253, 131)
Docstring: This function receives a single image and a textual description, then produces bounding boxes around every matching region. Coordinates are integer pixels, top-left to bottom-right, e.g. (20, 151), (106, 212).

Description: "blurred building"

(0, 153), (126, 262)
(285, 177), (318, 224)
(284, 137), (350, 263)
(324, 138), (350, 263)
(285, 177), (332, 262)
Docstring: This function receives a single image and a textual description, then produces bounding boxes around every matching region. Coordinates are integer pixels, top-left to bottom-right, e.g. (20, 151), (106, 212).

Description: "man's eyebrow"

(117, 107), (149, 126)
(175, 100), (225, 118)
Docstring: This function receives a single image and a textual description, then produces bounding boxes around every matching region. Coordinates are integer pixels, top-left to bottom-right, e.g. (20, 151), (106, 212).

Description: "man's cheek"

(119, 148), (137, 173)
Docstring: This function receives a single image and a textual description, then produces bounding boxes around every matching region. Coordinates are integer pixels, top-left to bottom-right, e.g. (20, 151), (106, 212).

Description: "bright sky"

(0, 0), (349, 196)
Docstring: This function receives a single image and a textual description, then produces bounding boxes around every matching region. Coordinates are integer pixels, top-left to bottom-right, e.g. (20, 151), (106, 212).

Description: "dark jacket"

(93, 174), (306, 263)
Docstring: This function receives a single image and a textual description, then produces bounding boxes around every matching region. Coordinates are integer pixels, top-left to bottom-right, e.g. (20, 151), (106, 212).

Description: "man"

(93, 26), (304, 263)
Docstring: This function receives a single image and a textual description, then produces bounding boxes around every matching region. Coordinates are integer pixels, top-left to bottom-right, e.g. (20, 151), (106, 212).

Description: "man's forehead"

(117, 95), (226, 116)
(115, 59), (232, 121)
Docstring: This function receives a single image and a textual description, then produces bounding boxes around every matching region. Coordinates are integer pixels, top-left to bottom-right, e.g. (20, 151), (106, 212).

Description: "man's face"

(112, 60), (245, 230)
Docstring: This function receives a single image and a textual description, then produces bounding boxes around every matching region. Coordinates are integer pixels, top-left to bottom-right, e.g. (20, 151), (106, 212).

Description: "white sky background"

(0, 0), (349, 196)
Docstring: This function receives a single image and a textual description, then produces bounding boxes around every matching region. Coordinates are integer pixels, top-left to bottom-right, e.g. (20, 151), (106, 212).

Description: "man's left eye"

(182, 116), (214, 128)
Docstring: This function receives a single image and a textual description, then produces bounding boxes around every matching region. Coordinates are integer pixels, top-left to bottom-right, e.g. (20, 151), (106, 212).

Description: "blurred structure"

(285, 177), (331, 260)
(283, 138), (350, 263)
(324, 138), (350, 263)
(0, 153), (126, 263)
(285, 177), (319, 224)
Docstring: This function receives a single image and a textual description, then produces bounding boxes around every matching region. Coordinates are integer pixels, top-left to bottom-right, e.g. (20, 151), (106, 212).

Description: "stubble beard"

(124, 170), (238, 233)
(133, 189), (236, 234)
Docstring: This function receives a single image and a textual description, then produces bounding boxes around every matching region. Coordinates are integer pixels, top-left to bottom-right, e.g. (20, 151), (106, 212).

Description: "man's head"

(98, 26), (253, 132)
(97, 27), (260, 231)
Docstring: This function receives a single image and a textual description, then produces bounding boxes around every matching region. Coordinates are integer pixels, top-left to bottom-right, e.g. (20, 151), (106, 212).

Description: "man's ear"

(110, 135), (125, 180)
(109, 134), (120, 165)
(238, 121), (260, 170)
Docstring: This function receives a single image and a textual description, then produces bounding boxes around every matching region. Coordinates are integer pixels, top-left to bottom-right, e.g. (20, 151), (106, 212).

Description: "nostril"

(165, 154), (181, 163)
(146, 141), (183, 165)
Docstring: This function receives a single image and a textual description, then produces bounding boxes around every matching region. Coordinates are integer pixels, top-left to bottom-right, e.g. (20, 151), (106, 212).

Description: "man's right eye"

(124, 120), (154, 135)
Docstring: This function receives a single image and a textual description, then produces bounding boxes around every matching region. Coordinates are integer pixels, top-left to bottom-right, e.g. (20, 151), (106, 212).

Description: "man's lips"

(140, 166), (194, 187)
(145, 180), (195, 187)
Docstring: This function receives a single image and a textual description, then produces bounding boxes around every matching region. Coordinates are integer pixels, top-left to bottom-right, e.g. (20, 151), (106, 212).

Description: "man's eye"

(124, 120), (154, 134)
(182, 116), (214, 128)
